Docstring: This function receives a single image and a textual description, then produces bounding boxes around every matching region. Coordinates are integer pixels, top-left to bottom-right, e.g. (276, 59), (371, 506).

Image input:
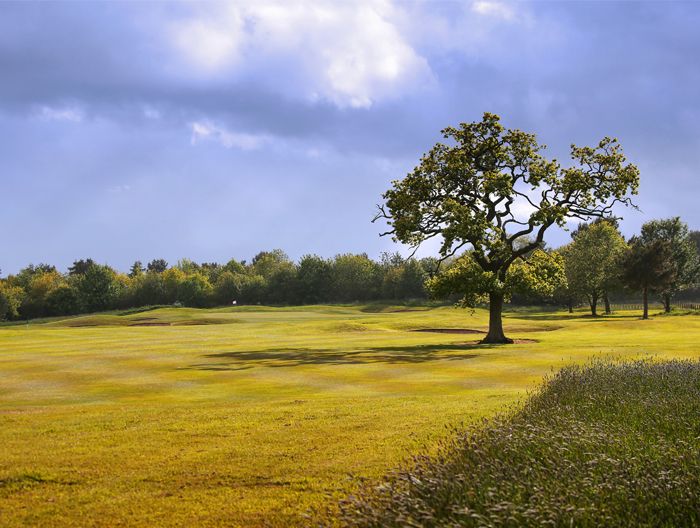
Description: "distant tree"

(639, 218), (700, 312)
(177, 274), (213, 308)
(46, 284), (80, 316)
(223, 259), (247, 275)
(146, 259), (168, 274)
(214, 271), (243, 305)
(176, 258), (200, 274)
(68, 259), (95, 276)
(376, 113), (639, 342)
(129, 261), (144, 278)
(565, 220), (628, 316)
(382, 258), (428, 300)
(251, 249), (294, 280)
(237, 274), (267, 304)
(621, 238), (676, 319)
(131, 271), (166, 306)
(0, 281), (24, 320)
(200, 262), (223, 283)
(551, 245), (581, 313)
(75, 264), (119, 312)
(19, 269), (65, 319)
(162, 268), (186, 303)
(267, 267), (300, 304)
(330, 253), (382, 302)
(12, 263), (57, 289)
(296, 255), (332, 304)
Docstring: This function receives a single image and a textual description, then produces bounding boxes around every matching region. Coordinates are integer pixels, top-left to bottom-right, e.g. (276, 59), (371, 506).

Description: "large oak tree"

(376, 113), (639, 343)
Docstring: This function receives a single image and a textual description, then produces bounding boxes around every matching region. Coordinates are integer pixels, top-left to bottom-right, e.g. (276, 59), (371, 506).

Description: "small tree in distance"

(621, 238), (676, 319)
(639, 218), (700, 312)
(564, 220), (627, 316)
(376, 112), (640, 343)
(147, 259), (168, 274)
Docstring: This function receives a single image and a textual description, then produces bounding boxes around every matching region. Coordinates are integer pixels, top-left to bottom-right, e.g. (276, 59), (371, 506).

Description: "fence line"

(609, 302), (700, 311)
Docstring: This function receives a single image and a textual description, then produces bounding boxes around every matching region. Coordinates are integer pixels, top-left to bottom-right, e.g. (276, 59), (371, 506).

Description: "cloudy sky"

(2, 1), (699, 274)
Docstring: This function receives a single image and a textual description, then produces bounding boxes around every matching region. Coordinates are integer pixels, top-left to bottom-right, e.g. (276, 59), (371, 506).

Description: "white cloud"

(36, 105), (83, 122)
(172, 7), (245, 71)
(471, 1), (515, 21)
(169, 1), (433, 108)
(190, 120), (269, 150)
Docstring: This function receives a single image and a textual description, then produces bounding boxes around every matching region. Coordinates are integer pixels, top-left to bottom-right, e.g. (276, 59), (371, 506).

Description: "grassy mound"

(337, 360), (700, 527)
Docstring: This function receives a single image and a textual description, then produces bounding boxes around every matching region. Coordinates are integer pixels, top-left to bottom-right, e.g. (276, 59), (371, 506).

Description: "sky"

(2, 1), (700, 275)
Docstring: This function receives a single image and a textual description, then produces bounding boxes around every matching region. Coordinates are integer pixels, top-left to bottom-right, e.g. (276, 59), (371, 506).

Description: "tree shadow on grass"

(181, 343), (498, 370)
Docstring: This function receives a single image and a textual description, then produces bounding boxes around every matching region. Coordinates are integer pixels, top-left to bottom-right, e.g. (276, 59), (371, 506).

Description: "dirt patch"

(130, 317), (158, 322)
(128, 322), (171, 327)
(412, 328), (486, 335)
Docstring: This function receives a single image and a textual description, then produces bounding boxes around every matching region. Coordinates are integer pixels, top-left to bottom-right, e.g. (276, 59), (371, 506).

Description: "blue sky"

(2, 1), (699, 274)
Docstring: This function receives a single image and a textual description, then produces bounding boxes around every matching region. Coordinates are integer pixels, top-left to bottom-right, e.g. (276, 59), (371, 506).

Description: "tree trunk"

(567, 298), (574, 314)
(642, 287), (649, 320)
(604, 292), (611, 315)
(481, 292), (513, 344)
(590, 293), (598, 317)
(663, 293), (671, 313)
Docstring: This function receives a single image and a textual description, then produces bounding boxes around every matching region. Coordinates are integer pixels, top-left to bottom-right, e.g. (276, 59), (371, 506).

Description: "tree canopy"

(639, 217), (700, 311)
(564, 220), (627, 316)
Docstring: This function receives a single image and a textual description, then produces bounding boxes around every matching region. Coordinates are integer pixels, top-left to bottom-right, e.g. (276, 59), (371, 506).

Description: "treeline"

(2, 218), (699, 322)
(0, 251), (434, 321)
(552, 217), (700, 318)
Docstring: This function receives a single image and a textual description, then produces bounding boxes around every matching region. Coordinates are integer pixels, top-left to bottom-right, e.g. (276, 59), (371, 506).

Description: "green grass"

(337, 359), (700, 527)
(1, 304), (699, 526)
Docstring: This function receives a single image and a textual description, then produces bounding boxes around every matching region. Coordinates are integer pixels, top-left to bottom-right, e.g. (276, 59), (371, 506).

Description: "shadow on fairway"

(181, 343), (500, 370)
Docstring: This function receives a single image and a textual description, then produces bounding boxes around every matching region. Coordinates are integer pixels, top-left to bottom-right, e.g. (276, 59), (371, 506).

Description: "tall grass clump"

(336, 360), (700, 527)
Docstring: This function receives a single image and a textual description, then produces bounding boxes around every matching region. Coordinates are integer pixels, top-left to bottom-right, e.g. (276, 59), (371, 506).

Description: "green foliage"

(131, 272), (166, 306)
(75, 264), (120, 312)
(0, 281), (23, 320)
(252, 249), (294, 280)
(380, 255), (428, 301)
(331, 254), (382, 302)
(68, 259), (95, 276)
(146, 259), (168, 274)
(238, 274), (267, 304)
(621, 237), (676, 294)
(17, 269), (65, 319)
(427, 249), (565, 307)
(214, 271), (243, 305)
(377, 112), (638, 341)
(639, 217), (700, 303)
(297, 255), (332, 304)
(177, 273), (213, 308)
(564, 220), (628, 314)
(338, 360), (700, 527)
(45, 284), (80, 316)
(129, 261), (144, 278)
(379, 113), (638, 262)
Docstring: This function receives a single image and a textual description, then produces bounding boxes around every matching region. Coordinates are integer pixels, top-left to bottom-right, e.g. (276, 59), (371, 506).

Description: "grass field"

(339, 359), (700, 527)
(1, 304), (699, 527)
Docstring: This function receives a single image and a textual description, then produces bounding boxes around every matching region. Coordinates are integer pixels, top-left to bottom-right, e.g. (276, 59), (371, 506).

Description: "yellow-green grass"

(0, 304), (698, 527)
